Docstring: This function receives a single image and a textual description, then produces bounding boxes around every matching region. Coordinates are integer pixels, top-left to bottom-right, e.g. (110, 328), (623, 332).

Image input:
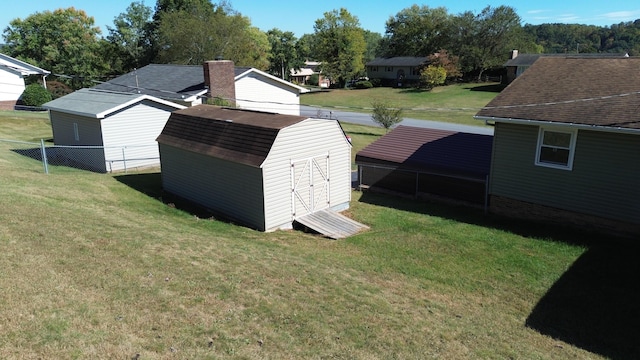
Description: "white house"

(156, 105), (353, 232)
(93, 60), (309, 115)
(0, 53), (50, 110)
(43, 88), (185, 172)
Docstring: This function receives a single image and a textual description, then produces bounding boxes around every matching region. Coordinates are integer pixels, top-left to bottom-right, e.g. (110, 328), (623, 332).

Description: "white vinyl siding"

(262, 119), (351, 230)
(0, 70), (26, 101)
(235, 72), (301, 115)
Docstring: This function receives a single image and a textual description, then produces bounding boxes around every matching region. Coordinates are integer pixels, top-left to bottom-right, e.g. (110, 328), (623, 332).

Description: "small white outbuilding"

(44, 88), (185, 172)
(156, 105), (353, 232)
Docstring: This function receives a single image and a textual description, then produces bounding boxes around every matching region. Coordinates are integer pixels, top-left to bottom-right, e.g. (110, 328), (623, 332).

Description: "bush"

(370, 78), (382, 87)
(353, 80), (373, 89)
(20, 84), (52, 106)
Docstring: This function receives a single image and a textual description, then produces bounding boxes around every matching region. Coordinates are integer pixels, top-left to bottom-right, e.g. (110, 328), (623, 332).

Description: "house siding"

(49, 111), (107, 172)
(261, 119), (351, 230)
(490, 122), (640, 225)
(159, 144), (266, 230)
(0, 70), (25, 104)
(101, 100), (177, 171)
(235, 73), (301, 115)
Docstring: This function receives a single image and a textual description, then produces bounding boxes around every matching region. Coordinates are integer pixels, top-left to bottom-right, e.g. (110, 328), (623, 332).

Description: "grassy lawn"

(1, 111), (635, 359)
(301, 83), (504, 127)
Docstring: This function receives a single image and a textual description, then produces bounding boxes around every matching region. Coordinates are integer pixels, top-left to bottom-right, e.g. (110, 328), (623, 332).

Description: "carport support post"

(40, 139), (49, 174)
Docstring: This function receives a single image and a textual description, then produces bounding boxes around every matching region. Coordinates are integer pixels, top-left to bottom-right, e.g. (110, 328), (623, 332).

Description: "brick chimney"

(203, 60), (236, 104)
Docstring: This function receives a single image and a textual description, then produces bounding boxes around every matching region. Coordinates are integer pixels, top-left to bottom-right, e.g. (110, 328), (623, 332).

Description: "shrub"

(309, 73), (319, 86)
(371, 99), (403, 132)
(370, 78), (382, 87)
(20, 84), (52, 106)
(420, 65), (447, 89)
(354, 80), (373, 89)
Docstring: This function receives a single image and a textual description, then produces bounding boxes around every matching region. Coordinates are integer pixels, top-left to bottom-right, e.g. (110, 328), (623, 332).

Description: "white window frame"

(535, 126), (577, 170)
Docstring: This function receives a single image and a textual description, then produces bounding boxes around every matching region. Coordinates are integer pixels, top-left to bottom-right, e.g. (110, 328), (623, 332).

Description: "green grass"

(301, 83), (504, 126)
(0, 110), (632, 359)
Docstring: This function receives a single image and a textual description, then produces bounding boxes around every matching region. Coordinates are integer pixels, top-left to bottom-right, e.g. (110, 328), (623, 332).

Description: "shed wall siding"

(49, 111), (107, 172)
(101, 101), (176, 171)
(490, 122), (640, 224)
(159, 144), (266, 230)
(262, 119), (351, 230)
(0, 70), (25, 101)
(235, 73), (300, 115)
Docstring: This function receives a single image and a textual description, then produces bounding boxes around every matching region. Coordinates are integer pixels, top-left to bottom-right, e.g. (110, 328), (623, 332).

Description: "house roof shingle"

(0, 53), (50, 76)
(476, 57), (640, 130)
(355, 125), (493, 180)
(157, 105), (308, 167)
(504, 52), (628, 67)
(366, 57), (429, 67)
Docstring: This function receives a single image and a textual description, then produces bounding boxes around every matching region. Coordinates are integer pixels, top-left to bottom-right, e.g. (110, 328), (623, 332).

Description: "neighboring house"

(366, 57), (428, 87)
(156, 105), (352, 232)
(290, 61), (330, 88)
(43, 88), (185, 172)
(355, 125), (493, 205)
(0, 53), (50, 110)
(503, 49), (629, 84)
(94, 60), (309, 115)
(475, 56), (640, 236)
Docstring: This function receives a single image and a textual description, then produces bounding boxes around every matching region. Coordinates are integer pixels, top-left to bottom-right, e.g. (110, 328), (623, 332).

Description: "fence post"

(40, 139), (49, 174)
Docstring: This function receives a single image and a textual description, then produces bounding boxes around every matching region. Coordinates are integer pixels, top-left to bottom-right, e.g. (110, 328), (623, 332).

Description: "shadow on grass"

(465, 83), (506, 92)
(114, 172), (163, 199)
(358, 190), (639, 358)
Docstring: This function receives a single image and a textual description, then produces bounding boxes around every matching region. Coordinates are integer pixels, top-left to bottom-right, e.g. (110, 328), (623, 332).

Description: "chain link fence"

(0, 138), (159, 174)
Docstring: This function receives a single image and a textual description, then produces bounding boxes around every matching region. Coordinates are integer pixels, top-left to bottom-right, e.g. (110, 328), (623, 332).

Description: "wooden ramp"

(295, 209), (369, 239)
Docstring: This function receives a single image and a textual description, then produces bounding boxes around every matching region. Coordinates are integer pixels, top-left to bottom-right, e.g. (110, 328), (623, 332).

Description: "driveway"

(301, 105), (494, 135)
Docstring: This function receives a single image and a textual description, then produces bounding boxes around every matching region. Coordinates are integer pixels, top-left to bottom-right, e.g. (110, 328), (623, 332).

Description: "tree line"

(2, 0), (639, 94)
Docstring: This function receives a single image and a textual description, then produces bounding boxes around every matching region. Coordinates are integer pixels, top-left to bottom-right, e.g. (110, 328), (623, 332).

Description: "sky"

(1, 0), (639, 39)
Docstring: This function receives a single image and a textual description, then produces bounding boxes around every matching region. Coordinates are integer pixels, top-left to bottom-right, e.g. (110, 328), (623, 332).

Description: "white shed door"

(291, 153), (330, 218)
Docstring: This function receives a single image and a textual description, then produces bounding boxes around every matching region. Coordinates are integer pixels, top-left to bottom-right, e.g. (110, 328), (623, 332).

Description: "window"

(535, 127), (577, 170)
(386, 66), (393, 72)
(370, 66), (378, 72)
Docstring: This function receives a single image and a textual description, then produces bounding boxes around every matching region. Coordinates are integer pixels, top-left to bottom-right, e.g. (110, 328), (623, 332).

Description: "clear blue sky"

(1, 0), (639, 39)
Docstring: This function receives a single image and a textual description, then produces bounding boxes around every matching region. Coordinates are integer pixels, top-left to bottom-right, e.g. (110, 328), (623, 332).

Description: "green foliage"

(313, 8), (366, 87)
(2, 7), (109, 89)
(428, 49), (461, 81)
(309, 73), (320, 86)
(20, 84), (52, 106)
(420, 65), (447, 89)
(267, 28), (303, 79)
(205, 96), (234, 107)
(353, 80), (373, 89)
(370, 99), (403, 131)
(106, 1), (154, 72)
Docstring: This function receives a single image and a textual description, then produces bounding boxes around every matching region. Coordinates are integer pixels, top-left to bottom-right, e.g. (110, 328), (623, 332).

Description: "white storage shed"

(156, 105), (353, 232)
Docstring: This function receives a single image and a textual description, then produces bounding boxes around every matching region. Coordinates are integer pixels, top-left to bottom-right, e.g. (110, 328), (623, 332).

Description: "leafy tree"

(313, 8), (366, 87)
(267, 28), (303, 79)
(428, 49), (461, 82)
(420, 65), (447, 89)
(21, 84), (52, 106)
(380, 5), (452, 57)
(296, 33), (317, 60)
(155, 2), (269, 68)
(106, 1), (154, 72)
(371, 99), (403, 132)
(2, 7), (109, 89)
(363, 30), (383, 63)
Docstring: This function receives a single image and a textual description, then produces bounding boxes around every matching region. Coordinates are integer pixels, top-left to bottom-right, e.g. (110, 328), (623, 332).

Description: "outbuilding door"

(291, 153), (330, 218)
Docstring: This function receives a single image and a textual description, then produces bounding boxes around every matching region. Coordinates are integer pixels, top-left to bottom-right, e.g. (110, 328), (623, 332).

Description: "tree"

(267, 28), (303, 79)
(420, 65), (447, 89)
(2, 7), (109, 89)
(380, 5), (453, 57)
(363, 30), (383, 63)
(155, 2), (269, 68)
(371, 99), (403, 132)
(313, 8), (366, 87)
(428, 49), (461, 82)
(106, 1), (154, 72)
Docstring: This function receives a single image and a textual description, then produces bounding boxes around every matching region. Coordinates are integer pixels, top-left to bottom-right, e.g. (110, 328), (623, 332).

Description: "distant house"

(0, 53), (50, 110)
(94, 60), (309, 115)
(475, 56), (640, 236)
(366, 57), (428, 87)
(290, 61), (330, 88)
(43, 88), (185, 172)
(356, 125), (493, 205)
(156, 105), (352, 232)
(503, 49), (629, 84)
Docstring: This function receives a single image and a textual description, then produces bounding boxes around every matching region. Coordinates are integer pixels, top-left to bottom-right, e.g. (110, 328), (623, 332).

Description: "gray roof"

(476, 57), (640, 130)
(93, 64), (251, 102)
(504, 52), (628, 67)
(366, 57), (429, 67)
(43, 88), (185, 118)
(157, 105), (308, 167)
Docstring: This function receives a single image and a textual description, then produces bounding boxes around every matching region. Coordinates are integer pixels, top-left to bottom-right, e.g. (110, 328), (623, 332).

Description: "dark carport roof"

(355, 125), (493, 180)
(157, 105), (308, 167)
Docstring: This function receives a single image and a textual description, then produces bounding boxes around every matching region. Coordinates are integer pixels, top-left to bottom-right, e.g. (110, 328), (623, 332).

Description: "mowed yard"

(1, 110), (638, 359)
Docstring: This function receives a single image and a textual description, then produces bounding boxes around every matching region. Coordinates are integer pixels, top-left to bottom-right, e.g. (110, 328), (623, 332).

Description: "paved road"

(301, 105), (494, 135)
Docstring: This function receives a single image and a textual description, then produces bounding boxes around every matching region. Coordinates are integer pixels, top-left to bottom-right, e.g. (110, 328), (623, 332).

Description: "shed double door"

(291, 153), (330, 218)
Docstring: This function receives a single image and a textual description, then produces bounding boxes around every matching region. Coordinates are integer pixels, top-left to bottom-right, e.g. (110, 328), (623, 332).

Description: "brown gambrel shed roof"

(355, 125), (493, 180)
(157, 105), (307, 167)
(476, 57), (640, 130)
